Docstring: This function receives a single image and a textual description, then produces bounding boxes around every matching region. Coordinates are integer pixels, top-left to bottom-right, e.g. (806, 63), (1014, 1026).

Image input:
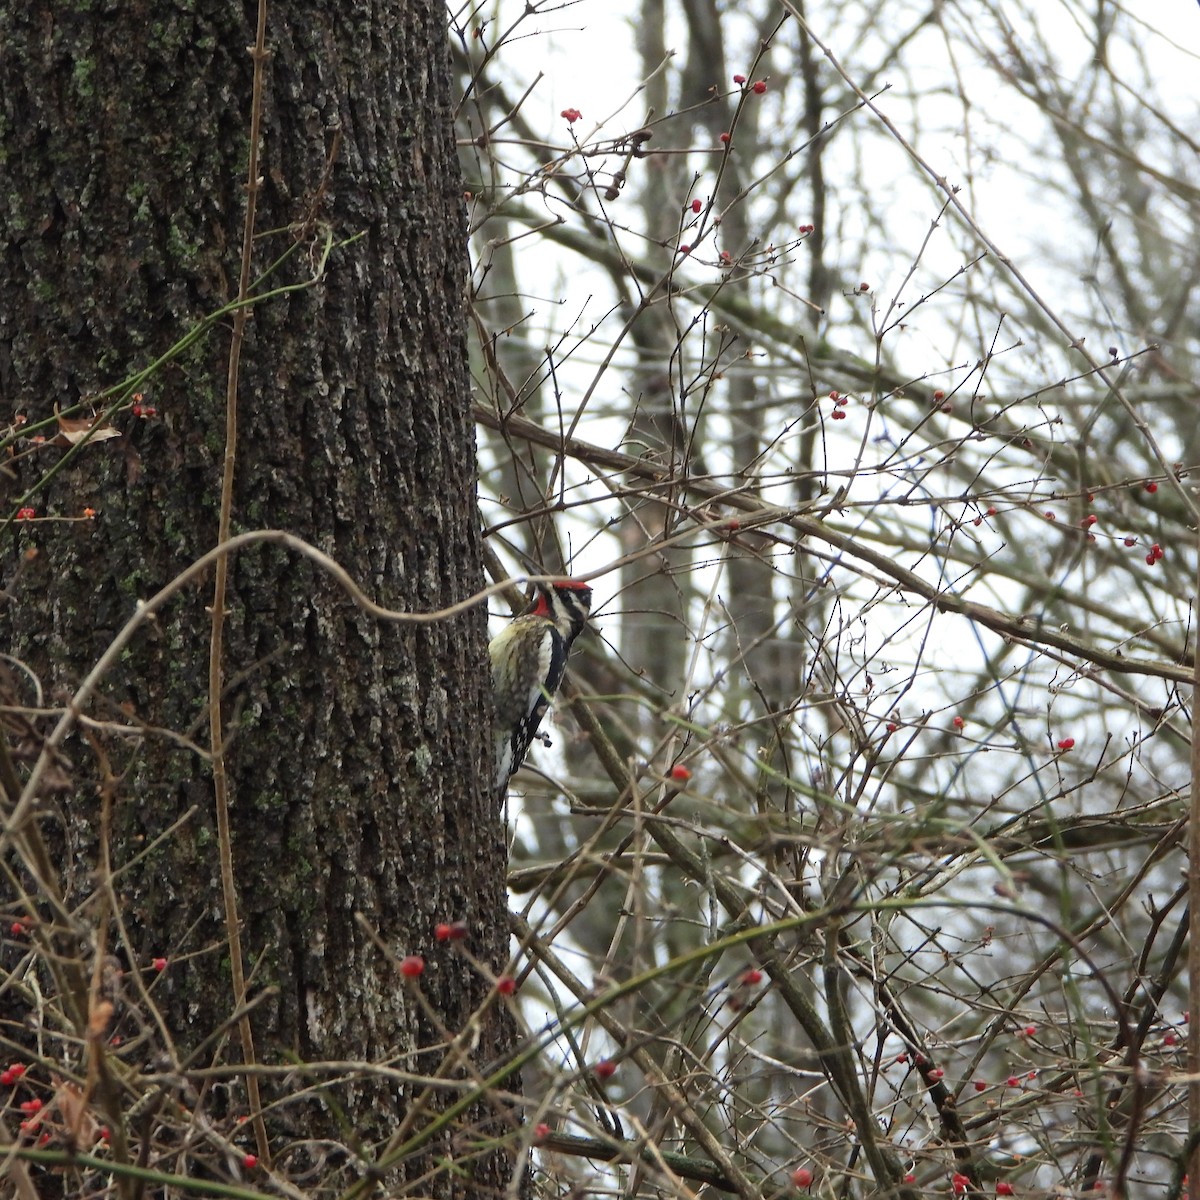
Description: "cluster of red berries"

(1, 1062), (26, 1086)
(419, 920), (517, 996)
(829, 390), (849, 420)
(731, 74), (768, 94)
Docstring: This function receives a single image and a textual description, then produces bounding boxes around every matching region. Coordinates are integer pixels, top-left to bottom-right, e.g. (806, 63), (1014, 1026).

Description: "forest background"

(1, 1), (1198, 1199)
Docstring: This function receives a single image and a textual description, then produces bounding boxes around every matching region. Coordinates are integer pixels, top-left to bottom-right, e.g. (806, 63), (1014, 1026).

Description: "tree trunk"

(0, 0), (514, 1192)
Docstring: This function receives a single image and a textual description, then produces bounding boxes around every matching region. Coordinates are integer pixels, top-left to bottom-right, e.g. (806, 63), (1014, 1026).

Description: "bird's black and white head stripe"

(534, 580), (592, 649)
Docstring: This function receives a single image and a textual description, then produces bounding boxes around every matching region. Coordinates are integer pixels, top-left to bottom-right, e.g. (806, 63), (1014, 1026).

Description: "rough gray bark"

(0, 0), (514, 1191)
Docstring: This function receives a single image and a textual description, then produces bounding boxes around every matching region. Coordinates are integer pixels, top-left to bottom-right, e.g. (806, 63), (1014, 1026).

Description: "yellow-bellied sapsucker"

(489, 579), (593, 795)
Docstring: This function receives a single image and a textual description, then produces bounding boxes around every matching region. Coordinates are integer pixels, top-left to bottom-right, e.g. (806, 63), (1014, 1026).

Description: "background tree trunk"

(0, 0), (514, 1190)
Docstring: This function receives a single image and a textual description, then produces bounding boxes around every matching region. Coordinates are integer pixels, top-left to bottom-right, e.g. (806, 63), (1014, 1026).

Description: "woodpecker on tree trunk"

(489, 580), (593, 796)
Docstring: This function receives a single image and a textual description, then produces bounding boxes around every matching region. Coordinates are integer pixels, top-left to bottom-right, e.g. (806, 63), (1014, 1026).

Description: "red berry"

(534, 1122), (551, 1141)
(691, 198), (702, 213)
(560, 108), (582, 123)
(1123, 537), (1136, 547)
(733, 74), (746, 84)
(752, 80), (767, 94)
(1044, 511), (1056, 521)
(20, 1099), (42, 1114)
(904, 1175), (916, 1185)
(933, 390), (945, 401)
(1081, 514), (1097, 527)
(727, 519), (740, 531)
(678, 244), (690, 255)
(1006, 1076), (1020, 1087)
(952, 715), (964, 729)
(9, 922), (25, 937)
(929, 1068), (944, 1080)
(1056, 739), (1074, 751)
(741, 968), (763, 986)
(894, 1053), (908, 1064)
(1145, 481), (1158, 493)
(831, 409), (846, 420)
(986, 506), (997, 516)
(885, 722), (899, 733)
(974, 1080), (986, 1092)
(1164, 1032), (1177, 1046)
(593, 1059), (616, 1081)
(1151, 543), (1164, 560)
(858, 282), (869, 291)
(719, 132), (730, 144)
(496, 975), (517, 996)
(0, 1072), (11, 1086)
(997, 1184), (1014, 1196)
(791, 1167), (813, 1189)
(243, 1154), (257, 1169)
(400, 955), (425, 978)
(152, 957), (168, 972)
(1024, 1024), (1037, 1035)
(973, 517), (983, 526)
(15, 508), (34, 521)
(1146, 553), (1157, 565)
(670, 764), (691, 781)
(434, 923), (453, 942)
(953, 1173), (969, 1194)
